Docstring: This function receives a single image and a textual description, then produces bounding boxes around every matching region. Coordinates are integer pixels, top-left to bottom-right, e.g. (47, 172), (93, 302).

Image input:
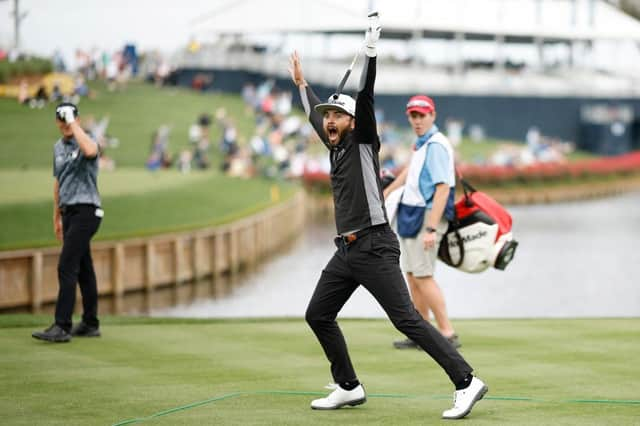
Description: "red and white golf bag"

(438, 180), (518, 273)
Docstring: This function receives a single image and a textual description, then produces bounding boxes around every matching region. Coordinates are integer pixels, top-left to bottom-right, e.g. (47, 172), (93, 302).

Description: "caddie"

(383, 95), (462, 350)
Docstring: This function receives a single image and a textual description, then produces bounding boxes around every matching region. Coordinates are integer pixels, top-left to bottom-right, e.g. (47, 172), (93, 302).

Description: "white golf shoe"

(442, 377), (488, 420)
(311, 384), (366, 410)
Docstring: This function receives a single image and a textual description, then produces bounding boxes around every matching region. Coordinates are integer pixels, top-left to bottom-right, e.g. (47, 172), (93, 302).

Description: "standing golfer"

(384, 95), (461, 350)
(288, 14), (487, 420)
(32, 102), (103, 343)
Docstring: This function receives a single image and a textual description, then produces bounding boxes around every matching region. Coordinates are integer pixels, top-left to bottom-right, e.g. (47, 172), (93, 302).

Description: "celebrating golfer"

(288, 13), (488, 419)
(32, 102), (103, 343)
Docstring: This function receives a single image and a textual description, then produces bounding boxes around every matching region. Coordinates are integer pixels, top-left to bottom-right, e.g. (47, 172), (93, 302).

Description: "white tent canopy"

(191, 0), (640, 42)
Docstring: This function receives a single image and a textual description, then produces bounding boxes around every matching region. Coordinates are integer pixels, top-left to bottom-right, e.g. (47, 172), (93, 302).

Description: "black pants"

(305, 224), (472, 385)
(55, 204), (102, 332)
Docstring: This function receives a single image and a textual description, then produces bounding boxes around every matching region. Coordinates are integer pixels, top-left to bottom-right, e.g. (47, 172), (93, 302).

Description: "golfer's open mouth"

(327, 127), (338, 138)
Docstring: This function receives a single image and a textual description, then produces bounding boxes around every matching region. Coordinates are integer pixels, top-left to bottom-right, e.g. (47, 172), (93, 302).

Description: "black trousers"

(55, 204), (102, 331)
(305, 224), (472, 385)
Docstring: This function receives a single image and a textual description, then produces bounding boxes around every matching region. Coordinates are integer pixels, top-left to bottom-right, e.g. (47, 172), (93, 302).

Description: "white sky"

(0, 0), (638, 74)
(0, 0), (212, 62)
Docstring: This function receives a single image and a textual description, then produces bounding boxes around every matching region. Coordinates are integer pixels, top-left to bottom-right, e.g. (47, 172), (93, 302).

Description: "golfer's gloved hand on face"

(58, 106), (76, 124)
(365, 12), (381, 57)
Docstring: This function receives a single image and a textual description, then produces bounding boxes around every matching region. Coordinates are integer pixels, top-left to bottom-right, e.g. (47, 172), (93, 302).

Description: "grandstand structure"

(173, 0), (640, 154)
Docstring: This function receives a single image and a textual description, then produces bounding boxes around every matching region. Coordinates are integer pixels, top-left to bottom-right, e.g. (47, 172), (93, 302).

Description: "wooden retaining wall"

(0, 192), (306, 314)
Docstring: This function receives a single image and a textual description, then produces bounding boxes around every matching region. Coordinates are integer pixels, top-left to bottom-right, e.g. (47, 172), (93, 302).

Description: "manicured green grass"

(0, 81), (257, 169)
(456, 137), (503, 163)
(456, 138), (595, 164)
(0, 168), (222, 205)
(0, 168), (295, 250)
(0, 81), (298, 251)
(1, 316), (638, 425)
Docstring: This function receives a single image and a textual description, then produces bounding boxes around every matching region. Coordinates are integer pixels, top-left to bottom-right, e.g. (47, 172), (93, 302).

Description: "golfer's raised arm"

(355, 15), (381, 144)
(289, 51), (330, 149)
(354, 56), (377, 141)
(301, 86), (330, 148)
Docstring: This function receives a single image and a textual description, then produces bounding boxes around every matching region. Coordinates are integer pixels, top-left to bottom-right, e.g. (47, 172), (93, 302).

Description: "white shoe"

(311, 384), (366, 410)
(442, 377), (488, 420)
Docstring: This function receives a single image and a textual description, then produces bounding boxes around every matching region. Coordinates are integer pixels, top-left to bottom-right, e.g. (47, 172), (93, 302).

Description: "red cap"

(406, 95), (435, 115)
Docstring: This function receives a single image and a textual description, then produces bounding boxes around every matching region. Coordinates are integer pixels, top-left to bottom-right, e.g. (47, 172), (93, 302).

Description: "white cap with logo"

(314, 94), (356, 117)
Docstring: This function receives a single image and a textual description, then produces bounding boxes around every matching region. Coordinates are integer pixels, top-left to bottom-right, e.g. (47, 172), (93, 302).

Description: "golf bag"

(438, 180), (518, 273)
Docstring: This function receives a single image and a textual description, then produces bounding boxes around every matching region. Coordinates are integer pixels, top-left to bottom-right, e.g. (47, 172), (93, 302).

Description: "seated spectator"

(146, 125), (172, 170)
(250, 132), (270, 157)
(50, 84), (63, 102)
(27, 85), (48, 109)
(193, 138), (211, 170)
(18, 79), (29, 104)
(198, 113), (211, 140)
(81, 115), (118, 171)
(177, 149), (192, 174)
(98, 146), (116, 171)
(217, 112), (239, 156)
(227, 147), (253, 178)
(74, 74), (89, 97)
(188, 122), (202, 144)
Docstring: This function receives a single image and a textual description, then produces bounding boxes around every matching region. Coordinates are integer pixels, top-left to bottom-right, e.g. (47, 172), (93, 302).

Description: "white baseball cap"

(314, 94), (356, 117)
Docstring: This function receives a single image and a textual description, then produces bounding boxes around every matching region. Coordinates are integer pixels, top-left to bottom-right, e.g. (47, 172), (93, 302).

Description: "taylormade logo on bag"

(448, 230), (488, 247)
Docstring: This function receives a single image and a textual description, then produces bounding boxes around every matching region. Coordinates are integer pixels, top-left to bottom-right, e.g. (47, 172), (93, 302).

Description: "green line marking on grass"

(112, 392), (244, 426)
(111, 391), (640, 425)
(565, 399), (640, 405)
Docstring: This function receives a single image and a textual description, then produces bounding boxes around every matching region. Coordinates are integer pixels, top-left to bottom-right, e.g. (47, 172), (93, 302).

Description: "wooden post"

(192, 236), (201, 281)
(210, 233), (220, 297)
(229, 228), (239, 279)
(173, 238), (183, 304)
(30, 252), (43, 313)
(249, 223), (258, 268)
(144, 242), (154, 313)
(190, 236), (201, 301)
(255, 220), (262, 260)
(113, 244), (125, 314)
(264, 217), (271, 252)
(258, 220), (265, 259)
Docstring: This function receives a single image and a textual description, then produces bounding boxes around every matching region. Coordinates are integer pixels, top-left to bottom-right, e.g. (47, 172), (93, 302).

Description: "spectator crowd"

(4, 42), (574, 178)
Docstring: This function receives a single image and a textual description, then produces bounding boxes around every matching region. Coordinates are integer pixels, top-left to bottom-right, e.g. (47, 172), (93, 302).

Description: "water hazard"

(156, 191), (640, 319)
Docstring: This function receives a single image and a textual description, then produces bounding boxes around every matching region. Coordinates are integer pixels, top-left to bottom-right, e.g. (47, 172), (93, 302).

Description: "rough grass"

(1, 315), (638, 425)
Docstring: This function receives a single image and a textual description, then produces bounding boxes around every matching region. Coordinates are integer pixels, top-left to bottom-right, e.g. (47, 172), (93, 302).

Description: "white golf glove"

(58, 106), (76, 124)
(364, 12), (381, 57)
